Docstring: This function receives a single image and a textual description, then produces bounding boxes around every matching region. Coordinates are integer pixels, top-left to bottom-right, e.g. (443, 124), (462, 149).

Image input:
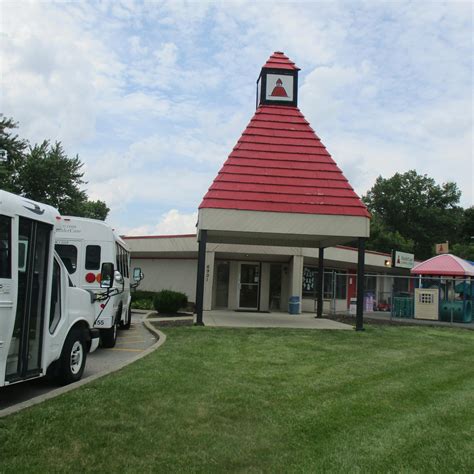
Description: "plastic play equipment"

(411, 254), (474, 323)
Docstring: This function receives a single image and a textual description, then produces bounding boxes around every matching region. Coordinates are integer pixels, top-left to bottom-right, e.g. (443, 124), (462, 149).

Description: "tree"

(460, 207), (474, 243)
(365, 215), (414, 255)
(0, 116), (109, 220)
(363, 170), (463, 260)
(0, 115), (28, 193)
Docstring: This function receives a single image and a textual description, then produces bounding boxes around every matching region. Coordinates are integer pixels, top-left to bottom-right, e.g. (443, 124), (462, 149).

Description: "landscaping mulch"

(151, 319), (194, 328)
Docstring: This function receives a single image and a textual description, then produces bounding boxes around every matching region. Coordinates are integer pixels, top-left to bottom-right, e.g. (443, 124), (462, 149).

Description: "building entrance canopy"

(195, 52), (370, 329)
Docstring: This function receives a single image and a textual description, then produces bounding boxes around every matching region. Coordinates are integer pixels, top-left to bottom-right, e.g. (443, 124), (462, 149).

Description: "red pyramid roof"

(262, 51), (300, 71)
(200, 105), (370, 218)
(411, 254), (474, 276)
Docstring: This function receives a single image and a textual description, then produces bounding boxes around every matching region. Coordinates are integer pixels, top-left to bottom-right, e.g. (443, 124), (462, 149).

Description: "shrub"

(130, 290), (156, 310)
(153, 290), (188, 314)
(132, 298), (154, 310)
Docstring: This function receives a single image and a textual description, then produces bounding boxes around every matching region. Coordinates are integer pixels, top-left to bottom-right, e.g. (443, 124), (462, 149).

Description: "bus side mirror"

(100, 262), (114, 288)
(133, 267), (144, 282)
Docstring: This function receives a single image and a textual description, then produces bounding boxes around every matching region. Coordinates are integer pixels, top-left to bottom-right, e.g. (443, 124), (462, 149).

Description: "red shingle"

(261, 51), (301, 71)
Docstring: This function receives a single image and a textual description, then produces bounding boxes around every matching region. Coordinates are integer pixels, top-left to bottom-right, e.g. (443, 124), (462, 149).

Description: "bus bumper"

(89, 329), (101, 353)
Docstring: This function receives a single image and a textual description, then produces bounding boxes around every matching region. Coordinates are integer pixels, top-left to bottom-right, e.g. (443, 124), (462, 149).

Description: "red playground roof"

(411, 254), (474, 277)
(262, 51), (300, 71)
(200, 105), (370, 218)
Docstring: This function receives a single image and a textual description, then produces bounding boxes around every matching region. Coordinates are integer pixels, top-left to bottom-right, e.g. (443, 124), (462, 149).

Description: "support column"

(203, 251), (215, 311)
(290, 254), (303, 314)
(316, 247), (324, 318)
(356, 237), (366, 331)
(195, 230), (207, 326)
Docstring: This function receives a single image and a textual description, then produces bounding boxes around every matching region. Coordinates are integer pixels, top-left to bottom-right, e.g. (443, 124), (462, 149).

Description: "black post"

(316, 247), (324, 318)
(356, 237), (366, 331)
(195, 230), (207, 326)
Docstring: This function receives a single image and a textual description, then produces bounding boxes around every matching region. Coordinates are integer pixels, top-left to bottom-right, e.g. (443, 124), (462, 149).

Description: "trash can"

(349, 298), (357, 315)
(288, 296), (300, 315)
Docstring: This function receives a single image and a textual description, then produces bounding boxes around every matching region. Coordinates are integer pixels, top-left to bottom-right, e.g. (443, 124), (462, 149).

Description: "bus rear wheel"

(58, 329), (87, 385)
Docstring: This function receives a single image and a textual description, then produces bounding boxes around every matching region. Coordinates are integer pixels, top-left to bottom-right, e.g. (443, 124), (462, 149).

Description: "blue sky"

(1, 0), (472, 235)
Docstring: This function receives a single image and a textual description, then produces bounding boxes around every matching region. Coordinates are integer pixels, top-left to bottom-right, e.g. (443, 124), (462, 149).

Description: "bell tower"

(256, 51), (300, 108)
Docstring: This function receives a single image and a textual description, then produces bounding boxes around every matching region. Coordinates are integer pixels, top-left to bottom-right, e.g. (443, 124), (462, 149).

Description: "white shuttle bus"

(54, 216), (141, 348)
(0, 191), (100, 386)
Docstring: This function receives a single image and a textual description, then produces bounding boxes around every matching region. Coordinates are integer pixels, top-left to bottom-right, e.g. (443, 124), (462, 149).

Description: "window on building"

(302, 267), (347, 299)
(364, 275), (377, 294)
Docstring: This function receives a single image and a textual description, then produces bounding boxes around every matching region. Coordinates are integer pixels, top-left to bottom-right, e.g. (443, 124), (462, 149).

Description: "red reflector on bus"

(100, 303), (105, 309)
(85, 272), (96, 283)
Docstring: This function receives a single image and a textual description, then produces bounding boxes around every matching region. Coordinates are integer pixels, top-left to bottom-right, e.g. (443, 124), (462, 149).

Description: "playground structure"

(391, 254), (473, 323)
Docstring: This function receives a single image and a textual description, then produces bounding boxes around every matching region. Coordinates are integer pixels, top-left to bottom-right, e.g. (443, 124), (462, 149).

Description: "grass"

(1, 325), (473, 473)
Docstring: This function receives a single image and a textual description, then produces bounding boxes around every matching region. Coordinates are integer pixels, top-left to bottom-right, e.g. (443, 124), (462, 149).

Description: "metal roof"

(261, 51), (300, 71)
(200, 105), (370, 218)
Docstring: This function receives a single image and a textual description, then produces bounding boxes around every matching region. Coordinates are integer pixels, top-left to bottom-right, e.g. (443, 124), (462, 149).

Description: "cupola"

(256, 51), (300, 108)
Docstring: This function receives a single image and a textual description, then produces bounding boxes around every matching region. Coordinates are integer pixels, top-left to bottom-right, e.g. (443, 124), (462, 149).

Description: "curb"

(0, 312), (167, 419)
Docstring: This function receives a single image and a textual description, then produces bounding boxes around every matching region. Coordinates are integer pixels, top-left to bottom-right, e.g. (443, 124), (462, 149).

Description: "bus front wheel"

(100, 321), (118, 348)
(58, 329), (87, 385)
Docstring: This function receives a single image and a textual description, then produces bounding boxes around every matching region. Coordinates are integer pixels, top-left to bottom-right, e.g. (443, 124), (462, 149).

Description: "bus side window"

(49, 259), (61, 333)
(55, 244), (78, 274)
(85, 245), (101, 270)
(116, 243), (121, 276)
(0, 215), (11, 278)
(124, 251), (129, 278)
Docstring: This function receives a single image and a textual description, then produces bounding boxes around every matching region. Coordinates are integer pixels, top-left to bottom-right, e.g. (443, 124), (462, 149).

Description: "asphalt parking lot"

(0, 312), (156, 413)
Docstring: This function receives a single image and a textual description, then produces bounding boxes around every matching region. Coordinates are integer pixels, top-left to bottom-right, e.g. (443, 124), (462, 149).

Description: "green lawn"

(1, 325), (473, 473)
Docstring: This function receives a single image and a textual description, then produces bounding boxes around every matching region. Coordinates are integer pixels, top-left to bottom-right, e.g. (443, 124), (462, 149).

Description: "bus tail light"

(96, 273), (102, 283)
(85, 272), (96, 283)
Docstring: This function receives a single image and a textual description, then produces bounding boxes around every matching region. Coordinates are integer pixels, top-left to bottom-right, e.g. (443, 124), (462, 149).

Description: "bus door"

(5, 217), (52, 382)
(0, 215), (13, 383)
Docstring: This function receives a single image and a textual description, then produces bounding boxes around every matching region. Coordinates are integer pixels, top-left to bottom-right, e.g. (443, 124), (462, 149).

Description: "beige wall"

(131, 258), (197, 302)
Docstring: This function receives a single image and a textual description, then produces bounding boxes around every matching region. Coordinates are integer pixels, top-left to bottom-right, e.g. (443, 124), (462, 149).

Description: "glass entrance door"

(238, 263), (260, 310)
(6, 217), (51, 382)
(215, 262), (230, 308)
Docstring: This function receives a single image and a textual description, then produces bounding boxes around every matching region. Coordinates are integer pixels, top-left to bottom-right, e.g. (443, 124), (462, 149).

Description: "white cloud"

(1, 0), (471, 239)
(1, 2), (124, 147)
(124, 209), (198, 236)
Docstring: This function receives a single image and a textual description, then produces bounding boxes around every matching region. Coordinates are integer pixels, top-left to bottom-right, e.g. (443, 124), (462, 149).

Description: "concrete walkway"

(203, 310), (352, 330)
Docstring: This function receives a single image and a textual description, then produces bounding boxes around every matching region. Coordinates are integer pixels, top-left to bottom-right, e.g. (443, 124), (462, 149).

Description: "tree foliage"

(0, 116), (28, 193)
(363, 170), (464, 260)
(0, 115), (109, 220)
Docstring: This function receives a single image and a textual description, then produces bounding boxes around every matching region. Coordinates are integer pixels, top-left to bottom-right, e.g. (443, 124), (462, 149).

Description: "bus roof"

(55, 215), (128, 248)
(0, 190), (59, 225)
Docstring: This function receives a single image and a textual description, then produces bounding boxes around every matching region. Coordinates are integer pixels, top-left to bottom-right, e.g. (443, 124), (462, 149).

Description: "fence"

(311, 272), (473, 324)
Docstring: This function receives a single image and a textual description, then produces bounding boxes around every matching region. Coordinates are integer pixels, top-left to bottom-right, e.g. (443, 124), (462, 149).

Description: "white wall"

(131, 258), (197, 302)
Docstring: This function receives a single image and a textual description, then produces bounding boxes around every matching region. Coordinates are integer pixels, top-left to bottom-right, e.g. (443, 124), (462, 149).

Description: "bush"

(130, 290), (156, 310)
(132, 299), (154, 310)
(153, 290), (188, 314)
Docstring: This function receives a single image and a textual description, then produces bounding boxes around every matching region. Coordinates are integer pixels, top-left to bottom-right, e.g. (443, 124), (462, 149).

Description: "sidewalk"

(203, 310), (352, 330)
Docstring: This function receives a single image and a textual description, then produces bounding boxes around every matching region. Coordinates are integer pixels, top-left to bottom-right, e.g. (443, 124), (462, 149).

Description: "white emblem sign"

(266, 74), (293, 102)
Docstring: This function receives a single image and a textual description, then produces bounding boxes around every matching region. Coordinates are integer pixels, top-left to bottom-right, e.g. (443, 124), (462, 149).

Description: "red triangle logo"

(270, 78), (288, 97)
